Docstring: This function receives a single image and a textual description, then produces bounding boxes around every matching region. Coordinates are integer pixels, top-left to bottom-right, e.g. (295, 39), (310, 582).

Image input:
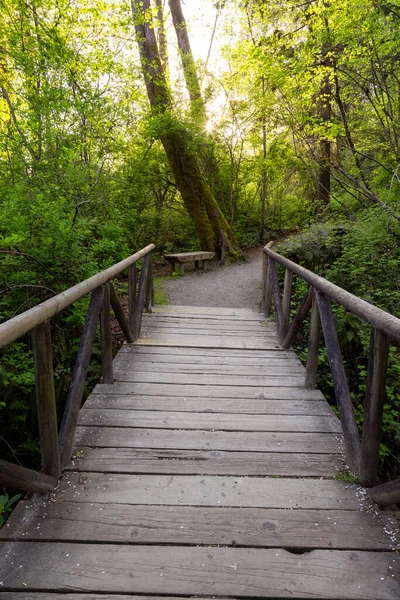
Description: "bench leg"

(203, 260), (207, 271)
(179, 263), (184, 275)
(194, 260), (199, 270)
(171, 262), (176, 275)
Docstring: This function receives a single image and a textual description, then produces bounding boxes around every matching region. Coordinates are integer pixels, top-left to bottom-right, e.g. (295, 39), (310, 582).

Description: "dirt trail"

(162, 249), (263, 310)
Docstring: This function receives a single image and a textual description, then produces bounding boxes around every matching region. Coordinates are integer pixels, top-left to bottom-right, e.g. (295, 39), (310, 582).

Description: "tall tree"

(131, 0), (241, 260)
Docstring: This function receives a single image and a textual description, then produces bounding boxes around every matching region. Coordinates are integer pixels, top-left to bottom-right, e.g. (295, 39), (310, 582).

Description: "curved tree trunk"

(131, 0), (240, 260)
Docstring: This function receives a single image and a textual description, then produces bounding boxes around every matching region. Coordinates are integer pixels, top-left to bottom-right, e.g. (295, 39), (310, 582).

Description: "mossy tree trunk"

(131, 0), (241, 260)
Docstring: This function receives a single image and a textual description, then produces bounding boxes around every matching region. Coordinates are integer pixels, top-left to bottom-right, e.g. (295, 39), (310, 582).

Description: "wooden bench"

(164, 251), (215, 274)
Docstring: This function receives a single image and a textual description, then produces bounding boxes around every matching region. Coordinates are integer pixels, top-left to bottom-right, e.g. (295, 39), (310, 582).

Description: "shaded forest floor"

(160, 247), (263, 310)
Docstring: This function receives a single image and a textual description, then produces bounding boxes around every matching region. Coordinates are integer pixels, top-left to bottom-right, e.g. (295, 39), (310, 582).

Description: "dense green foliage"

(0, 0), (399, 480)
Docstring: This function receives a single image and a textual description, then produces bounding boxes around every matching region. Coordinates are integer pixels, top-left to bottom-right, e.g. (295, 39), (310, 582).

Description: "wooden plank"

(31, 320), (61, 479)
(5, 503), (392, 550)
(113, 361), (305, 376)
(56, 473), (357, 509)
(93, 382), (325, 400)
(154, 306), (263, 319)
(78, 409), (341, 433)
(118, 345), (291, 358)
(142, 317), (275, 330)
(84, 394), (333, 416)
(136, 334), (281, 350)
(141, 325), (277, 338)
(117, 351), (299, 365)
(111, 371), (306, 388)
(1, 543), (398, 598)
(0, 459), (57, 494)
(76, 426), (343, 453)
(64, 447), (344, 476)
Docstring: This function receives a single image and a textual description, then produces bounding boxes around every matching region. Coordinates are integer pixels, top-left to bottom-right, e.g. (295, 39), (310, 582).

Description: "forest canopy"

(0, 0), (399, 476)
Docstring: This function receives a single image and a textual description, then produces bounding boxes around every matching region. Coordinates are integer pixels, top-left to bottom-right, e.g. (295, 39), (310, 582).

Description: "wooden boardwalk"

(1, 305), (399, 599)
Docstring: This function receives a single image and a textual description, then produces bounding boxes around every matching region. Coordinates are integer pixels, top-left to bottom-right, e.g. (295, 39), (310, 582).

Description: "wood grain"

(4, 503), (391, 550)
(84, 394), (333, 415)
(77, 409), (341, 433)
(64, 447), (344, 476)
(1, 543), (398, 598)
(56, 472), (359, 509)
(93, 382), (325, 400)
(75, 426), (343, 453)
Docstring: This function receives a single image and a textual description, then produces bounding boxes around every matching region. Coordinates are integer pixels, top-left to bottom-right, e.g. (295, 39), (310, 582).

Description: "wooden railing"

(262, 242), (400, 505)
(0, 243), (155, 494)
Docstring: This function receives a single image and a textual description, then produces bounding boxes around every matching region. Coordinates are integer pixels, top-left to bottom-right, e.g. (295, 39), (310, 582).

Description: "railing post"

(109, 282), (134, 343)
(145, 254), (154, 313)
(59, 285), (105, 468)
(128, 263), (138, 340)
(100, 282), (113, 384)
(359, 328), (390, 487)
(31, 321), (61, 480)
(315, 290), (360, 474)
(282, 268), (293, 338)
(269, 258), (284, 342)
(262, 242), (274, 318)
(136, 253), (150, 337)
(305, 291), (321, 389)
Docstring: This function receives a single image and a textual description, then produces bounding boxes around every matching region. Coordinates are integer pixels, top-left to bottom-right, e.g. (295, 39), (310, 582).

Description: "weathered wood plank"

(78, 409), (341, 433)
(142, 316), (275, 330)
(93, 382), (325, 400)
(155, 305), (260, 316)
(84, 394), (333, 416)
(137, 334), (281, 350)
(113, 360), (305, 376)
(76, 426), (342, 453)
(55, 473), (358, 508)
(1, 543), (398, 598)
(117, 349), (299, 364)
(141, 325), (277, 338)
(64, 447), (344, 476)
(111, 371), (306, 388)
(118, 345), (291, 358)
(5, 503), (393, 550)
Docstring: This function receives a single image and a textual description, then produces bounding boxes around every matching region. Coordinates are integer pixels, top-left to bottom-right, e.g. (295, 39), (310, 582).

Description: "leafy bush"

(278, 212), (400, 478)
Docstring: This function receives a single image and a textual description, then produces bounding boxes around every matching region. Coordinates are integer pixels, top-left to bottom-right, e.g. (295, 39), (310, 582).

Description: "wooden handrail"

(262, 242), (399, 496)
(0, 243), (155, 350)
(0, 243), (155, 493)
(263, 245), (400, 343)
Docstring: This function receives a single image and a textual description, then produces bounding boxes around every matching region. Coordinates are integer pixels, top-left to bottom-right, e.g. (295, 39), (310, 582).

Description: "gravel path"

(162, 249), (263, 310)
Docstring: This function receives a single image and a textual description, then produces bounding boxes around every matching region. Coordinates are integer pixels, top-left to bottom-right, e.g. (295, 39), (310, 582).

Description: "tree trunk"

(168, 0), (207, 125)
(131, 0), (241, 260)
(155, 0), (169, 84)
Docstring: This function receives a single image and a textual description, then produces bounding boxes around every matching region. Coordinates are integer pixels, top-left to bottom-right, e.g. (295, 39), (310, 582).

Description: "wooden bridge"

(0, 243), (399, 599)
